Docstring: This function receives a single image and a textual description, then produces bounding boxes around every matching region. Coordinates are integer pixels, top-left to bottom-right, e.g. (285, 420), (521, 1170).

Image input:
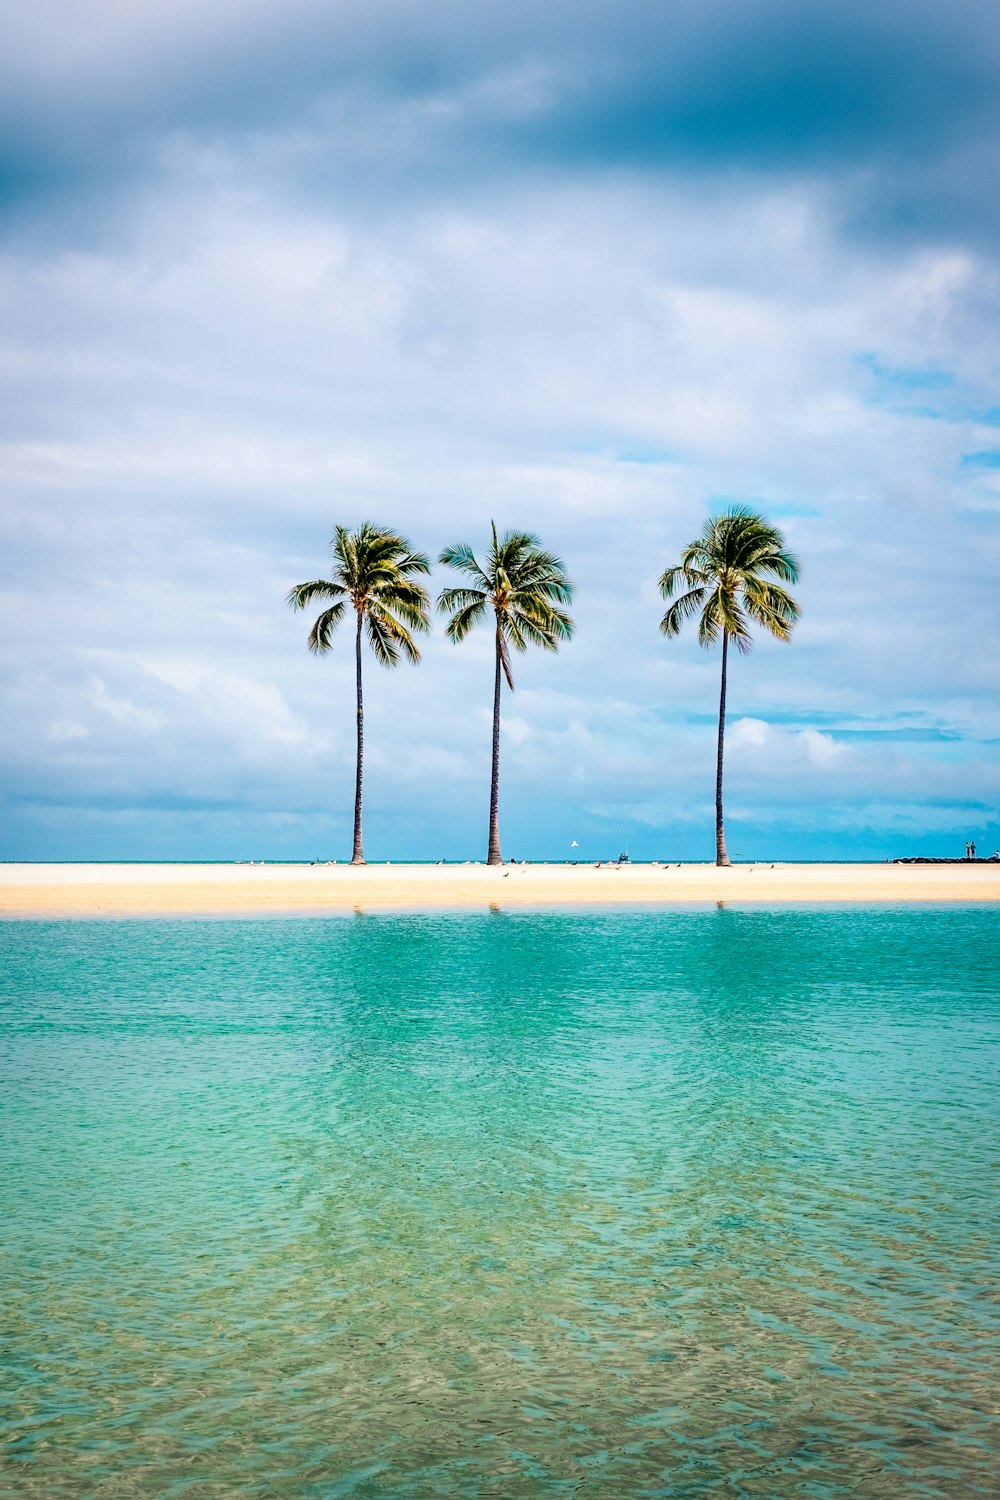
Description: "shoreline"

(1, 861), (999, 917)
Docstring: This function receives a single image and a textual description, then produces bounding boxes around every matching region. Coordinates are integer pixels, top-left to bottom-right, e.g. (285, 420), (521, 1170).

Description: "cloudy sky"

(2, 0), (998, 862)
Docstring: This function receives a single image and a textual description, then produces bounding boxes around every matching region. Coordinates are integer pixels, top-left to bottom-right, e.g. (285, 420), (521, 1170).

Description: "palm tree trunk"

(716, 631), (731, 867)
(487, 624), (503, 866)
(352, 612), (365, 865)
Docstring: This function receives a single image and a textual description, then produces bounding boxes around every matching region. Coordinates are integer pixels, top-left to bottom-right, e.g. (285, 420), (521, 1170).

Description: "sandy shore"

(1, 861), (998, 917)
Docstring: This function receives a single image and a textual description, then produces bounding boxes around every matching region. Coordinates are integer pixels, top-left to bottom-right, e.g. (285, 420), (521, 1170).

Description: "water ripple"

(1, 908), (998, 1497)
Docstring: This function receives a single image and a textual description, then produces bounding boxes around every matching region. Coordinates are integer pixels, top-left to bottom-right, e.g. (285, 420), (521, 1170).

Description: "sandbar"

(1, 861), (998, 917)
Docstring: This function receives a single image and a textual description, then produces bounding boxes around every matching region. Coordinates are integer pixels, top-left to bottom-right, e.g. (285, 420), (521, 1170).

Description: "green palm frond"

(505, 611), (527, 654)
(444, 599), (489, 643)
(438, 520), (575, 686)
(364, 609), (399, 669)
(741, 576), (800, 640)
(498, 631), (515, 690)
(307, 601), (347, 653)
(289, 523), (431, 669)
(514, 616), (559, 652)
(696, 590), (723, 648)
(437, 586), (488, 614)
(393, 550), (432, 578)
(377, 578), (433, 634)
(287, 578), (347, 611)
(660, 507), (800, 654)
(366, 603), (422, 667)
(438, 543), (490, 592)
(509, 598), (573, 651)
(660, 586), (706, 636)
(659, 563), (708, 599)
(678, 541), (714, 576)
(715, 590), (753, 654)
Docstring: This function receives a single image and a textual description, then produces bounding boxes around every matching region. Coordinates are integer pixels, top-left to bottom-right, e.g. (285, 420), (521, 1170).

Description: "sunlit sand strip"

(1, 861), (998, 916)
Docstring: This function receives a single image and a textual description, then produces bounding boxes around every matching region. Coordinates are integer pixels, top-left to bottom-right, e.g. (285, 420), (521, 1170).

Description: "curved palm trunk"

(352, 612), (365, 865)
(716, 631), (731, 867)
(487, 624), (503, 866)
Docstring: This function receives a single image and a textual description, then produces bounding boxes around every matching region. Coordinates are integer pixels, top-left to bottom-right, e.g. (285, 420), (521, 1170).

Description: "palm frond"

(364, 605), (420, 668)
(444, 598), (489, 643)
(438, 543), (490, 591)
(715, 590), (753, 653)
(745, 546), (800, 584)
(331, 524), (357, 581)
(512, 598), (573, 648)
(660, 507), (799, 653)
(498, 629), (515, 690)
(516, 616), (559, 651)
(678, 541), (714, 576)
(441, 525), (574, 683)
(364, 617), (398, 668)
(659, 564), (708, 599)
(373, 579), (432, 632)
(294, 523), (430, 668)
(396, 552), (432, 579)
(660, 586), (706, 636)
(287, 579), (346, 610)
(696, 591), (722, 648)
(307, 601), (347, 653)
(492, 526), (542, 561)
(504, 611), (527, 654)
(511, 568), (574, 605)
(741, 577), (800, 639)
(437, 586), (488, 614)
(328, 521), (429, 591)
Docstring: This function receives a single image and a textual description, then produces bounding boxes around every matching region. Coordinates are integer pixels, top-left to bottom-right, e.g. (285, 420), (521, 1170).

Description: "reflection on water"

(2, 908), (998, 1496)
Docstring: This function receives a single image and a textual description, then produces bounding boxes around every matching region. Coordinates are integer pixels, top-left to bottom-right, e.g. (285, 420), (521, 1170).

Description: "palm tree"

(438, 523), (574, 866)
(287, 523), (431, 865)
(659, 507), (799, 867)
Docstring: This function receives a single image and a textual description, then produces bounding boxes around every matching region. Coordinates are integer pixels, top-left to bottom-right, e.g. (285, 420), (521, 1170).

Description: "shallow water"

(1, 907), (998, 1498)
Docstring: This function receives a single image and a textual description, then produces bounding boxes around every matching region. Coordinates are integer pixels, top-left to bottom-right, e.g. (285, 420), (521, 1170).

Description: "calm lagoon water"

(1, 907), (998, 1498)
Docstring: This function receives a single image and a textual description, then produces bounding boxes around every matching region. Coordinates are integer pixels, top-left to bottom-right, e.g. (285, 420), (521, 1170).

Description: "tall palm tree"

(659, 507), (799, 867)
(438, 523), (574, 866)
(288, 523), (431, 865)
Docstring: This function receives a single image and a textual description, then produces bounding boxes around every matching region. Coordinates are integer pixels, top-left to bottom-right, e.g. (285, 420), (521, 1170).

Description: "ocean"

(2, 907), (997, 1497)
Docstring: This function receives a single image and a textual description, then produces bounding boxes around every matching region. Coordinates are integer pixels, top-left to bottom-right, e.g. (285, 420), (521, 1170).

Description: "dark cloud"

(2, 1), (999, 243)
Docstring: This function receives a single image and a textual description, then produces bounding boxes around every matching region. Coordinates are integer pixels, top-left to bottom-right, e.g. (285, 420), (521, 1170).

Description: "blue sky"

(1, 0), (998, 861)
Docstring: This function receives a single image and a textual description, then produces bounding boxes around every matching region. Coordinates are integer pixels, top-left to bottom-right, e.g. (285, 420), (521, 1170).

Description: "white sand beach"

(1, 861), (998, 917)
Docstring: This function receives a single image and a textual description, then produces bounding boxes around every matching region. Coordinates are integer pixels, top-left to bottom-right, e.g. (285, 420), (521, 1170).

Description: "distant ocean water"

(2, 908), (997, 1498)
(3, 858), (915, 864)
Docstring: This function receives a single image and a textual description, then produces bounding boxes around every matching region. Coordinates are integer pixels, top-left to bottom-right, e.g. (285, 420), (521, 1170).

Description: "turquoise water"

(2, 908), (997, 1498)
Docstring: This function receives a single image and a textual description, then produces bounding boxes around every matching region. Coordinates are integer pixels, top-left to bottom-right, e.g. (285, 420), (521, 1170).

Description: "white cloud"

(46, 719), (89, 743)
(800, 728), (844, 768)
(1, 58), (998, 857)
